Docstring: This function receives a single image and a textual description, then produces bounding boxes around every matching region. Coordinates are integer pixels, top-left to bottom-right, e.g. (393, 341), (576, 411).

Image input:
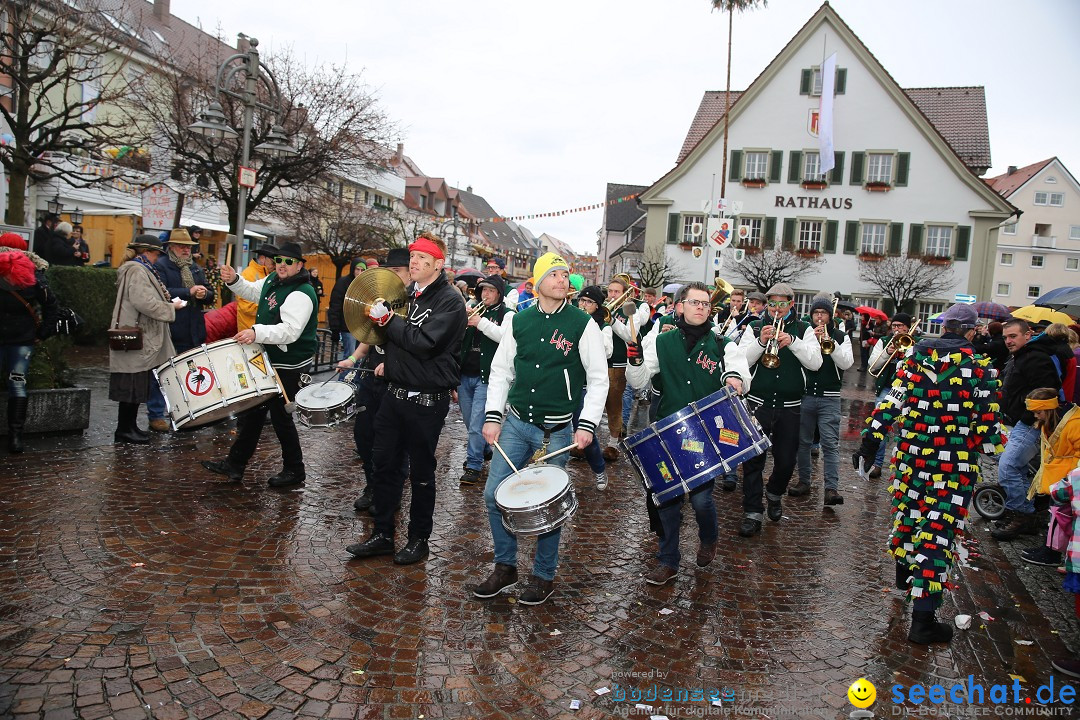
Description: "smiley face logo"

(847, 678), (876, 709)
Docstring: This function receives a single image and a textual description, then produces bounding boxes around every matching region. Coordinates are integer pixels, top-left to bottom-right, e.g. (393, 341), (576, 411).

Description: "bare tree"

(734, 249), (823, 292)
(0, 0), (144, 224)
(128, 41), (396, 234)
(858, 257), (956, 312)
(636, 246), (687, 288)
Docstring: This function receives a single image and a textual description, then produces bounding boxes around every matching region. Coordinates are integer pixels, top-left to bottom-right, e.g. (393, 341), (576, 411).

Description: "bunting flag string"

(432, 193), (640, 225)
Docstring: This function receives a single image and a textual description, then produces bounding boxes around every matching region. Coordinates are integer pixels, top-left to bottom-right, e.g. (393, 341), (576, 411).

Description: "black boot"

(908, 609), (953, 644)
(114, 402), (149, 445)
(895, 560), (910, 591)
(7, 396), (27, 454)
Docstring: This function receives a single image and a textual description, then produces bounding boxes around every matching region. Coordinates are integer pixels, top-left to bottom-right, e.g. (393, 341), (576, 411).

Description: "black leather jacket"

(383, 271), (467, 392)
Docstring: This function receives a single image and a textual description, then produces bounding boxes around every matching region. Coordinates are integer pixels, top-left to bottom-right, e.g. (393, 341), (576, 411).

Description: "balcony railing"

(1031, 235), (1056, 249)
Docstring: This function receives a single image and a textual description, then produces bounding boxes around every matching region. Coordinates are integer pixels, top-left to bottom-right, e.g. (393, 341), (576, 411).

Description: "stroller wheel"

(973, 483), (1007, 521)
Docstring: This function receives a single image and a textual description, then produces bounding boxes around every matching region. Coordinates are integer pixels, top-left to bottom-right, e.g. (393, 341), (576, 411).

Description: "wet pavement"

(1, 356), (1078, 719)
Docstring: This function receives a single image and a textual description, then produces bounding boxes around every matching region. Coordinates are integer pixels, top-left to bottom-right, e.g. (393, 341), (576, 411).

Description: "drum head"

(180, 394), (272, 429)
(495, 465), (569, 510)
(295, 382), (354, 409)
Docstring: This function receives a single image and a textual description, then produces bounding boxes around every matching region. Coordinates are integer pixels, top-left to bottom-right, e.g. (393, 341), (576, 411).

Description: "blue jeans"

(147, 375), (167, 420)
(657, 484), (717, 569)
(483, 415), (572, 580)
(572, 389), (605, 474)
(622, 383), (634, 427)
(797, 395), (842, 490)
(339, 331), (358, 362)
(873, 386), (891, 468)
(2, 345), (33, 397)
(458, 373), (490, 471)
(998, 421), (1039, 514)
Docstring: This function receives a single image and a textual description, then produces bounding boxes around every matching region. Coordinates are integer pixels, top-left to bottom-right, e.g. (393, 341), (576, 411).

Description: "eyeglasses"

(684, 299), (711, 308)
(767, 300), (791, 308)
(273, 256), (299, 266)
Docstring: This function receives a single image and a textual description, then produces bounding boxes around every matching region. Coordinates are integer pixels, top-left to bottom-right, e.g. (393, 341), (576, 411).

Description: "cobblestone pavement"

(1, 363), (1078, 719)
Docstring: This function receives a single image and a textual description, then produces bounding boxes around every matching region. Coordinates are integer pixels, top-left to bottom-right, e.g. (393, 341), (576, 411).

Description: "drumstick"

(271, 366), (296, 414)
(225, 243), (233, 269)
(531, 443), (579, 464)
(493, 441), (519, 475)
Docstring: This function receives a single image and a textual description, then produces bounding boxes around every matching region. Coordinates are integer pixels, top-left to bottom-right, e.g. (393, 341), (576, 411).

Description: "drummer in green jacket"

(625, 282), (750, 586)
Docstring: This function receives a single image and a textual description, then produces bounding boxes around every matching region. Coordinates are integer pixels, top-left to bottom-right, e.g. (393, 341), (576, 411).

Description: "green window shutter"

(782, 218), (796, 250)
(954, 225), (971, 261)
(828, 151), (845, 185)
(768, 150), (783, 184)
(730, 150), (743, 181)
(850, 151), (865, 185)
(763, 217), (777, 249)
(907, 223), (923, 257)
(825, 220), (839, 253)
(800, 68), (812, 95)
(844, 220), (859, 254)
(788, 151), (803, 184)
(667, 213), (680, 244)
(835, 68), (847, 94)
(895, 152), (910, 187)
(888, 223), (904, 256)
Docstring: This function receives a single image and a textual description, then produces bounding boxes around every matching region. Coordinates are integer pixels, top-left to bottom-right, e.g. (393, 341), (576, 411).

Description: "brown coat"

(109, 260), (177, 374)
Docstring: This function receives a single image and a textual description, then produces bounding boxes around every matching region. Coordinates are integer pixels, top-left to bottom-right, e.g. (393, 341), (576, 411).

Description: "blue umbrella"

(1035, 286), (1080, 307)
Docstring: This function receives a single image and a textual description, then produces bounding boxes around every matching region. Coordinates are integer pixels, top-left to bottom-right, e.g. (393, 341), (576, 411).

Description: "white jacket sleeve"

(833, 334), (855, 371)
(789, 324), (824, 371)
(721, 339), (752, 393)
(252, 290), (314, 348)
(225, 272), (267, 303)
(602, 324), (613, 359)
(740, 323), (764, 365)
(577, 319), (610, 434)
(484, 314), (518, 424)
(478, 309), (514, 342)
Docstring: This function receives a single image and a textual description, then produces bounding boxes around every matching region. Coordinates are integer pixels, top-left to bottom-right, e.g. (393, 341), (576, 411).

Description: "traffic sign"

(954, 294), (976, 304)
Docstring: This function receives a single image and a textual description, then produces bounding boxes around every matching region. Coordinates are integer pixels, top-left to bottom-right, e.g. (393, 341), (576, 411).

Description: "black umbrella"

(454, 267), (484, 288)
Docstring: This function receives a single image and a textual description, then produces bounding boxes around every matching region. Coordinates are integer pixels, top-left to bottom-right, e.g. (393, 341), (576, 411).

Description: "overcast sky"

(177, 0), (1080, 255)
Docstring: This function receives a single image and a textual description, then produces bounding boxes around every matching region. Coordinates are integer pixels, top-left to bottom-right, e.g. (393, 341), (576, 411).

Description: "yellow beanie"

(532, 252), (570, 288)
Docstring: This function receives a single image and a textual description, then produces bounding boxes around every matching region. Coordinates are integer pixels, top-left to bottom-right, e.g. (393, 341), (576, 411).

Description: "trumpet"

(760, 313), (785, 369)
(818, 298), (840, 354)
(468, 302), (489, 319)
(868, 320), (920, 377)
(602, 284), (640, 323)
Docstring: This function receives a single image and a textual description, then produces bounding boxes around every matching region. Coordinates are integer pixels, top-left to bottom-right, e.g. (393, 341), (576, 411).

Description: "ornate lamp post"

(188, 36), (296, 264)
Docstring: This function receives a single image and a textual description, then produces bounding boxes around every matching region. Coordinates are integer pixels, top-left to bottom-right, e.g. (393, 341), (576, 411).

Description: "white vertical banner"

(818, 52), (837, 174)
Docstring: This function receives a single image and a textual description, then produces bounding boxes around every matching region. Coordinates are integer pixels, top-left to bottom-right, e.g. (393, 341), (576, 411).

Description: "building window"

(851, 296), (879, 309)
(860, 223), (886, 255)
(917, 302), (945, 332)
(1035, 191), (1065, 206)
(1000, 252), (1013, 266)
(739, 217), (762, 247)
(682, 214), (704, 244)
(744, 152), (768, 180)
(1070, 226), (1080, 241)
(1002, 223), (1017, 235)
(1031, 255), (1045, 268)
(1028, 285), (1041, 299)
(810, 68), (824, 96)
(996, 283), (1011, 296)
(798, 220), (823, 252)
(793, 292), (813, 318)
(1068, 258), (1080, 271)
(803, 152), (822, 182)
(925, 225), (952, 257)
(866, 153), (893, 184)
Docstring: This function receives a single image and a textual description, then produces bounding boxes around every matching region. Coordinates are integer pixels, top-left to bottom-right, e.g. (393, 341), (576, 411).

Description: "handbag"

(108, 276), (143, 351)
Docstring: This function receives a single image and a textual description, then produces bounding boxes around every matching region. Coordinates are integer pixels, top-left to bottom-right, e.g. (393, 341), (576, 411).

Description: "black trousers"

(352, 374), (409, 484)
(370, 393), (450, 540)
(741, 405), (801, 517)
(228, 367), (305, 472)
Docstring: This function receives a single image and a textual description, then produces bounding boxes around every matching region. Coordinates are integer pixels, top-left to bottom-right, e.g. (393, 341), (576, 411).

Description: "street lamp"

(69, 206), (83, 224)
(188, 35), (296, 264)
(46, 194), (63, 215)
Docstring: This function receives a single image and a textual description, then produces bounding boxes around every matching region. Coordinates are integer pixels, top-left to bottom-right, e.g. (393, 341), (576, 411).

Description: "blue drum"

(621, 386), (769, 505)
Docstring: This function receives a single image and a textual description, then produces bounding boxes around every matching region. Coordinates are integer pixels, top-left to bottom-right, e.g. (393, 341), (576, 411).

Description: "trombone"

(819, 298), (840, 355)
(760, 313), (785, 369)
(602, 284), (640, 325)
(868, 320), (920, 377)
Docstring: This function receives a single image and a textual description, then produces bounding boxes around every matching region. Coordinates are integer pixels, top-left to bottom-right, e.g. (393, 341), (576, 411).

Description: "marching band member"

(866, 312), (918, 478)
(458, 274), (514, 485)
(346, 232), (467, 566)
(472, 253), (608, 605)
(626, 282), (750, 585)
(736, 283), (822, 537)
(607, 275), (650, 457)
(790, 298), (853, 506)
(572, 285), (614, 488)
(203, 242), (318, 488)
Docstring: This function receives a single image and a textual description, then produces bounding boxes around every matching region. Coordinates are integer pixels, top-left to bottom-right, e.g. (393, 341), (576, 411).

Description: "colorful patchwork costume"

(859, 335), (1006, 610)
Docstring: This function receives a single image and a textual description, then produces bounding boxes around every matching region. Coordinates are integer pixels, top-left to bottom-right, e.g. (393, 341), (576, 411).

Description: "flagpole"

(706, 173), (716, 285)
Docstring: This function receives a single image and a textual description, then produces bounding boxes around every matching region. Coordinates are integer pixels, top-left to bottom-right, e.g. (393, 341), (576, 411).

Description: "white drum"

(494, 464), (578, 536)
(154, 339), (280, 430)
(294, 381), (357, 428)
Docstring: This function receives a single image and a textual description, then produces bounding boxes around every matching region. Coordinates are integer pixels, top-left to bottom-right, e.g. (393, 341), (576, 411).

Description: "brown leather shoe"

(823, 488), (844, 506)
(473, 563), (518, 598)
(149, 418), (170, 432)
(644, 565), (678, 586)
(602, 446), (619, 462)
(695, 542), (717, 567)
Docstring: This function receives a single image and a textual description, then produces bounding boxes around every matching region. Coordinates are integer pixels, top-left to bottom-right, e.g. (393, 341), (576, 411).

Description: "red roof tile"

(985, 158), (1054, 197)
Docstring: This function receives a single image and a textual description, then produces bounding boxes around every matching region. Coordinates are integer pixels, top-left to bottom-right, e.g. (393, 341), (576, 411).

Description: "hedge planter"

(858, 253), (886, 262)
(864, 182), (891, 192)
(0, 388), (91, 436)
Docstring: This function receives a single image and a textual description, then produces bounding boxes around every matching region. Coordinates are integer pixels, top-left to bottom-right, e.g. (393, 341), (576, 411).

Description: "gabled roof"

(456, 187), (500, 222)
(604, 182), (647, 232)
(677, 91), (744, 164)
(480, 220), (538, 256)
(986, 158), (1055, 197)
(610, 232), (645, 258)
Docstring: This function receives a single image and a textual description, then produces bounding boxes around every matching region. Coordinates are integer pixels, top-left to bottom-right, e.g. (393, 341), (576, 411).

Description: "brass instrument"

(819, 298), (840, 355)
(760, 313), (785, 369)
(868, 320), (920, 377)
(710, 278), (735, 315)
(343, 268), (409, 344)
(468, 302), (488, 320)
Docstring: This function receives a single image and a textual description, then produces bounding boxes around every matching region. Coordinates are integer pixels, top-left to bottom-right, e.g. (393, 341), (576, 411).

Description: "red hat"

(0, 232), (28, 250)
(408, 235), (445, 260)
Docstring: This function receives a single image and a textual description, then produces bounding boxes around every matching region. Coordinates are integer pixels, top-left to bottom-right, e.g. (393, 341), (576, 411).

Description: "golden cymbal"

(343, 268), (409, 345)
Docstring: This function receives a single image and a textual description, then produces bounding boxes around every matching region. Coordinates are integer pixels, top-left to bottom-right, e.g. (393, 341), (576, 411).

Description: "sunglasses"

(273, 256), (299, 266)
(767, 300), (791, 308)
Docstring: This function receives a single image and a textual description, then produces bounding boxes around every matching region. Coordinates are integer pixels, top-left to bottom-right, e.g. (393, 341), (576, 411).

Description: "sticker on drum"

(294, 381), (357, 428)
(494, 465), (577, 536)
(653, 405), (725, 485)
(691, 386), (771, 471)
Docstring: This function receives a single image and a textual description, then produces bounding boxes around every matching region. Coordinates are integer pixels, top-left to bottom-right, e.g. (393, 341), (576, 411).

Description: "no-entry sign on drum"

(185, 366), (215, 396)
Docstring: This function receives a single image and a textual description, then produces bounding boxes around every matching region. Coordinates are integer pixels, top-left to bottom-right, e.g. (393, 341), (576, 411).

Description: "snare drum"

(294, 381), (357, 428)
(494, 464), (578, 536)
(154, 339), (280, 430)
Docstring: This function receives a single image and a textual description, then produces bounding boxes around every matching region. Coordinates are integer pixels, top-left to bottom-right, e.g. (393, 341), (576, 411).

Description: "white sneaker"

(595, 471), (608, 490)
